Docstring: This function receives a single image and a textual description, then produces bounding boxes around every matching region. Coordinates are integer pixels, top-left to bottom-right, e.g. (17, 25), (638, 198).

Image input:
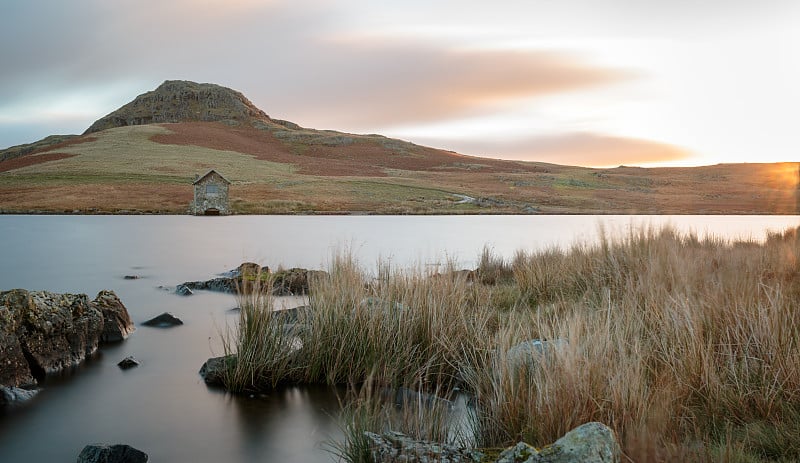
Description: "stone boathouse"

(191, 170), (231, 215)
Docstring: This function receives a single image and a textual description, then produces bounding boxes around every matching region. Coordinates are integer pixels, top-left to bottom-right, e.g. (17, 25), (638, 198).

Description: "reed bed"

(222, 225), (800, 462)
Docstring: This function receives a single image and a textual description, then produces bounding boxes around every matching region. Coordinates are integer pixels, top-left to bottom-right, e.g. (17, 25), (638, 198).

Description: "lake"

(0, 215), (798, 462)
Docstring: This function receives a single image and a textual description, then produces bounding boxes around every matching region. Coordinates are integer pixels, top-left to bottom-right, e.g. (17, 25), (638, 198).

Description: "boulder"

(92, 290), (135, 342)
(117, 356), (140, 370)
(365, 431), (483, 463)
(77, 443), (148, 463)
(0, 289), (136, 404)
(496, 422), (620, 463)
(0, 289), (104, 378)
(123, 275), (140, 280)
(141, 312), (183, 327)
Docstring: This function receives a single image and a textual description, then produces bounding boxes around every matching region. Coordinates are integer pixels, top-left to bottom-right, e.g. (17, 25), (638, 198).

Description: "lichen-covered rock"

(0, 289), (104, 377)
(177, 264), (325, 296)
(497, 422), (620, 463)
(496, 442), (539, 463)
(365, 431), (483, 463)
(0, 304), (35, 387)
(92, 290), (135, 342)
(0, 289), (135, 406)
(77, 443), (148, 463)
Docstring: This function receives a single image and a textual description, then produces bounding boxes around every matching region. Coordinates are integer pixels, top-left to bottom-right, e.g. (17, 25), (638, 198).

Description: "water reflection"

(230, 385), (344, 462)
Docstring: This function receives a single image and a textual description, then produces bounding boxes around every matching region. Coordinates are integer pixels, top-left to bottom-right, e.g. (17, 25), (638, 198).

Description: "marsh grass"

(223, 225), (800, 462)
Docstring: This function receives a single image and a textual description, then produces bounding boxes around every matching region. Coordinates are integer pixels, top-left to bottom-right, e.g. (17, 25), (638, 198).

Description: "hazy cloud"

(413, 132), (692, 167)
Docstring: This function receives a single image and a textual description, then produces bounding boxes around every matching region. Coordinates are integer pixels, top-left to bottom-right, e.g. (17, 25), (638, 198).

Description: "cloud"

(412, 132), (692, 167)
(257, 42), (632, 130)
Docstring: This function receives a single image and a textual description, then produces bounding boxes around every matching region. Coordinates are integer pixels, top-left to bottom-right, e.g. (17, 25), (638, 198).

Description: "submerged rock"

(0, 386), (39, 407)
(117, 356), (140, 370)
(141, 312), (183, 327)
(77, 443), (148, 463)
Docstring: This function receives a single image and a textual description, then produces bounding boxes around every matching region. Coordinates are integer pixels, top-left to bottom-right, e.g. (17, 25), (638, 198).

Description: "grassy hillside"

(0, 121), (797, 214)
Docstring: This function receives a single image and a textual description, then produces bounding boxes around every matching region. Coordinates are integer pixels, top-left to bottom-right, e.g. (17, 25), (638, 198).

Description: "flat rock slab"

(141, 312), (183, 328)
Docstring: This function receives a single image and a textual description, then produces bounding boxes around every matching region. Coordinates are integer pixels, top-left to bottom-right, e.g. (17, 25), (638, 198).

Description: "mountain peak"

(83, 80), (271, 134)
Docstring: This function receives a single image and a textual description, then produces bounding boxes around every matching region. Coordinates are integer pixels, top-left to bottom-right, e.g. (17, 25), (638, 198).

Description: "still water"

(0, 215), (798, 462)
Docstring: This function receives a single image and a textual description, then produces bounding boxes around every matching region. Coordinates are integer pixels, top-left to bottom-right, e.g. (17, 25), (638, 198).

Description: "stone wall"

(192, 172), (230, 215)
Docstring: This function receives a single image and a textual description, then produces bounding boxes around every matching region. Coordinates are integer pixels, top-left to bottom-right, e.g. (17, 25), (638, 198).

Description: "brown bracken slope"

(0, 80), (797, 215)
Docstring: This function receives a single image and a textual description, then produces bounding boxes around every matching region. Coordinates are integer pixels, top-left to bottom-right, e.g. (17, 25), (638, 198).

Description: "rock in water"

(77, 443), (148, 463)
(0, 386), (39, 407)
(92, 290), (135, 342)
(141, 312), (183, 327)
(0, 289), (103, 377)
(117, 356), (140, 370)
(199, 356), (231, 386)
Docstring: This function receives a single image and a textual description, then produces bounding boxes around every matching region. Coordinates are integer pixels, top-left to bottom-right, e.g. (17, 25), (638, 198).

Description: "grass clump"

(221, 225), (800, 462)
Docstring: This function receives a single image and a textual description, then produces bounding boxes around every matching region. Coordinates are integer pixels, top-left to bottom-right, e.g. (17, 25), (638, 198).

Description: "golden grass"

(1, 122), (797, 214)
(222, 225), (800, 462)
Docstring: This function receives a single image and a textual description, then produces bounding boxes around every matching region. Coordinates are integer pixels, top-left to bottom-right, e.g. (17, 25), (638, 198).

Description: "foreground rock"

(365, 431), (484, 463)
(0, 289), (135, 406)
(365, 422), (619, 463)
(496, 422), (620, 463)
(77, 443), (148, 463)
(141, 312), (183, 327)
(177, 262), (326, 296)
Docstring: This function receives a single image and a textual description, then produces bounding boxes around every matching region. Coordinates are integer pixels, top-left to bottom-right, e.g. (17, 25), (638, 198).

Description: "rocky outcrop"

(141, 312), (183, 328)
(177, 263), (326, 296)
(364, 422), (619, 463)
(496, 422), (620, 463)
(0, 289), (135, 406)
(77, 443), (148, 463)
(83, 80), (273, 134)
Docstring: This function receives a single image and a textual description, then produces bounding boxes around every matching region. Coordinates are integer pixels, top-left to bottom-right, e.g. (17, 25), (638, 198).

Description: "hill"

(0, 81), (797, 214)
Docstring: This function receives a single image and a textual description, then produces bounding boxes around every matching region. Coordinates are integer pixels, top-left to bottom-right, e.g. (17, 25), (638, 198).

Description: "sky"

(1, 0), (798, 167)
